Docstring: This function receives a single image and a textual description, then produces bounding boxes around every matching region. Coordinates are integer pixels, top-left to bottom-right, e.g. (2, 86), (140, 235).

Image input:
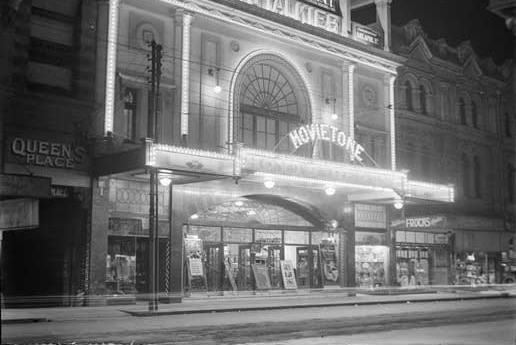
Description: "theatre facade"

(89, 0), (454, 301)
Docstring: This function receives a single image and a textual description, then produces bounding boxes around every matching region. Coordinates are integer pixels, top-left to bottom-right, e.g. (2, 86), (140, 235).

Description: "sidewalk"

(2, 285), (515, 323)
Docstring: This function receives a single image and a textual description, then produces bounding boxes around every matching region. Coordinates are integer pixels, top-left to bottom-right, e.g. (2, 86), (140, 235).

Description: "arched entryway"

(183, 195), (340, 294)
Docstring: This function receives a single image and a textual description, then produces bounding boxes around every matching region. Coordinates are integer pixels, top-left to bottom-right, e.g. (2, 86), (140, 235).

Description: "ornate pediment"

(407, 36), (433, 62)
(463, 56), (483, 79)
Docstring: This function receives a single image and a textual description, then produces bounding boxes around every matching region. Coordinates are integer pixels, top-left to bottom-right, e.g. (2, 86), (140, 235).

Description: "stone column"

(172, 10), (193, 144)
(341, 61), (355, 162)
(384, 74), (396, 170)
(88, 177), (110, 303)
(374, 0), (392, 51)
(338, 0), (351, 37)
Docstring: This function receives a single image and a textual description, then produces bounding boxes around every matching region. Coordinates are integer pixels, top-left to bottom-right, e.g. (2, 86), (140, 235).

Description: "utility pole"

(147, 40), (162, 312)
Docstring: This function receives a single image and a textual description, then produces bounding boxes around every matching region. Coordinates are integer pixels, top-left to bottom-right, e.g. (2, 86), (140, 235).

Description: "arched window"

(459, 98), (467, 125)
(419, 85), (427, 114)
(508, 163), (515, 204)
(505, 112), (512, 137)
(462, 154), (470, 197)
(405, 81), (413, 111)
(471, 102), (478, 129)
(236, 55), (311, 156)
(473, 155), (481, 198)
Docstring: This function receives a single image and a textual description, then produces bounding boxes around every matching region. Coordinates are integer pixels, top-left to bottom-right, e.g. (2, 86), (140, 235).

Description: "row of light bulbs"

(263, 179), (336, 196)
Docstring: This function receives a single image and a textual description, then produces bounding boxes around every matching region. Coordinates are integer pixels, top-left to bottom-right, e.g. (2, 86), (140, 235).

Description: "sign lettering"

(288, 123), (365, 162)
(10, 137), (87, 170)
(238, 0), (340, 34)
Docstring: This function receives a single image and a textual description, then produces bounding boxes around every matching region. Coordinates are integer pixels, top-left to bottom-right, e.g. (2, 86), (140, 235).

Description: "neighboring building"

(87, 0), (452, 305)
(0, 0), (97, 306)
(391, 19), (515, 285)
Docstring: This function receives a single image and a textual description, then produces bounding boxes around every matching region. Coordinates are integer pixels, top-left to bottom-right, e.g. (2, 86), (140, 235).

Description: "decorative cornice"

(159, 0), (403, 73)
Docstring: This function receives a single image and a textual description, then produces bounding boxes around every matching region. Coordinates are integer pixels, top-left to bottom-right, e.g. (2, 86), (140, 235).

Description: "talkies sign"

(9, 137), (88, 170)
(238, 0), (340, 34)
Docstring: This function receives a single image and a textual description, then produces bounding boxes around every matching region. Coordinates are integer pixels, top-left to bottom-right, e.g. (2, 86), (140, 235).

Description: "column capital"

(374, 0), (392, 6)
(171, 8), (194, 24)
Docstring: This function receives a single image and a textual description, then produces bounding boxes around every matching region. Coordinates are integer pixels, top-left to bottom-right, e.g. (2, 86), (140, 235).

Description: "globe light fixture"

(325, 186), (336, 196)
(190, 214), (199, 220)
(264, 180), (275, 189)
(235, 200), (244, 207)
(159, 176), (172, 187)
(214, 85), (222, 93)
(393, 199), (404, 209)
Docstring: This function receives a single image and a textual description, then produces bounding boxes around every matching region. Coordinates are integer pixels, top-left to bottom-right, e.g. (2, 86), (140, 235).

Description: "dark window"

(505, 112), (512, 137)
(123, 88), (137, 140)
(462, 154), (470, 197)
(419, 85), (427, 114)
(459, 98), (467, 125)
(508, 164), (515, 204)
(473, 156), (482, 198)
(405, 81), (413, 111)
(471, 102), (478, 129)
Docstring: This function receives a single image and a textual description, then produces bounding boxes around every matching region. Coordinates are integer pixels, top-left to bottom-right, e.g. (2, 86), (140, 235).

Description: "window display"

(454, 252), (489, 285)
(355, 245), (388, 287)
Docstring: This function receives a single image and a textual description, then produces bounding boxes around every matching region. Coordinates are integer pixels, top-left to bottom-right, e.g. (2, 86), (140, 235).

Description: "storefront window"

(284, 230), (309, 244)
(355, 245), (388, 288)
(396, 248), (429, 286)
(189, 226), (221, 242)
(454, 252), (489, 285)
(255, 229), (282, 244)
(223, 227), (252, 243)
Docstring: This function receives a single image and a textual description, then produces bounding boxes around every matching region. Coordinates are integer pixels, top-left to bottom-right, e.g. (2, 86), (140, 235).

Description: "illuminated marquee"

(288, 123), (365, 162)
(238, 0), (340, 34)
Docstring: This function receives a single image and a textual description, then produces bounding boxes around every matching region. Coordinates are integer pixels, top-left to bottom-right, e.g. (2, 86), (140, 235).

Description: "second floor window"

(471, 102), (478, 129)
(473, 155), (482, 198)
(462, 154), (470, 197)
(123, 88), (137, 140)
(419, 85), (427, 115)
(459, 98), (467, 125)
(405, 81), (413, 111)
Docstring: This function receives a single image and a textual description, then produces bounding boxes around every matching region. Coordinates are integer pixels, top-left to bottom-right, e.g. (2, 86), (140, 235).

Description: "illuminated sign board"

(9, 137), (88, 170)
(391, 216), (445, 229)
(353, 24), (381, 46)
(238, 0), (340, 34)
(288, 123), (365, 162)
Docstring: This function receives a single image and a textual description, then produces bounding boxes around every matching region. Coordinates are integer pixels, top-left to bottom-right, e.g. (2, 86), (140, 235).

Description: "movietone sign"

(288, 123), (365, 162)
(237, 0), (340, 34)
(9, 137), (88, 170)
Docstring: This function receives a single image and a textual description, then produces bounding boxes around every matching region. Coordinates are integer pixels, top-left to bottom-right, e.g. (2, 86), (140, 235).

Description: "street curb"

(121, 293), (514, 317)
(2, 318), (50, 324)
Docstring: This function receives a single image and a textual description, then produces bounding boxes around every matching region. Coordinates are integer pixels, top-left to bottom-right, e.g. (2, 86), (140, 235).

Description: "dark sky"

(390, 0), (514, 64)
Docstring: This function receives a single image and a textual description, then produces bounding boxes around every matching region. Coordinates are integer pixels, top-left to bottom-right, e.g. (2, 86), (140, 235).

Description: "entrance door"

(296, 246), (322, 288)
(238, 245), (253, 291)
(264, 245), (282, 289)
(204, 244), (222, 292)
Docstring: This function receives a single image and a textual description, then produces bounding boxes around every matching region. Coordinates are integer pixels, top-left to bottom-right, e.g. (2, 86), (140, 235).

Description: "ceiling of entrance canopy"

(191, 197), (315, 227)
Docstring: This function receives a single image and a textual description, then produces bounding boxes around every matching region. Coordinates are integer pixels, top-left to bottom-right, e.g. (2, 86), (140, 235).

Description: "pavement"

(2, 284), (515, 324)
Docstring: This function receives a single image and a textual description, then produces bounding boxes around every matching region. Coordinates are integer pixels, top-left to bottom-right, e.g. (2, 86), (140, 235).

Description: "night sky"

(391, 0), (514, 64)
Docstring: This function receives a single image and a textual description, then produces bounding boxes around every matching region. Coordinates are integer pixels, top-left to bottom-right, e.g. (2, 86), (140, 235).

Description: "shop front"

(1, 133), (91, 307)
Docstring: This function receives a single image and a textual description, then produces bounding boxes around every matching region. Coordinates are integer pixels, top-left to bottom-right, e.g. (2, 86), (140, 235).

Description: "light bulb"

(235, 200), (244, 207)
(264, 180), (275, 189)
(214, 85), (222, 93)
(331, 113), (338, 120)
(325, 186), (336, 196)
(190, 214), (199, 220)
(159, 176), (172, 186)
(394, 200), (404, 209)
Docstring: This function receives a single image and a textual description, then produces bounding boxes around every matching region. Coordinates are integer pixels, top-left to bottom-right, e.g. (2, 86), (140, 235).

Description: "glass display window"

(223, 227), (253, 243)
(284, 230), (309, 244)
(189, 225), (221, 242)
(355, 245), (389, 288)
